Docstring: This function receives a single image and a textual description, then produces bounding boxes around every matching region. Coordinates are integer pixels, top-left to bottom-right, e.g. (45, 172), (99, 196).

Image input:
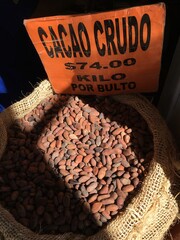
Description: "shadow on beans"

(0, 92), (153, 237)
(0, 95), (102, 235)
(79, 95), (154, 202)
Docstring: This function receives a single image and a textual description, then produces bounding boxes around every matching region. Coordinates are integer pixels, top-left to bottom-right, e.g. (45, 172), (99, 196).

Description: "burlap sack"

(0, 80), (179, 240)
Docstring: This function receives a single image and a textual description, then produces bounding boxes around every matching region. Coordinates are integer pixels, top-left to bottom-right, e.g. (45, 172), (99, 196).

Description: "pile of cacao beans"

(0, 94), (154, 235)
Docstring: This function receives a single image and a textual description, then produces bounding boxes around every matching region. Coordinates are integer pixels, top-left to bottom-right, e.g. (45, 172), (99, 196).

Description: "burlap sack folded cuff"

(0, 80), (178, 240)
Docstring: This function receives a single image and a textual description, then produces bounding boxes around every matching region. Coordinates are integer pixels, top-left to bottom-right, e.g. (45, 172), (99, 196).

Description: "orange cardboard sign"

(24, 3), (165, 95)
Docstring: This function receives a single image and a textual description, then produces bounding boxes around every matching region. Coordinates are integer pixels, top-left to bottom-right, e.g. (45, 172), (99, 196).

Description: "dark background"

(0, 0), (180, 107)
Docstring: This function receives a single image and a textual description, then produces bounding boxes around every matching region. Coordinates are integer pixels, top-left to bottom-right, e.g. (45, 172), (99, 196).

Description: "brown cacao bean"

(91, 202), (102, 213)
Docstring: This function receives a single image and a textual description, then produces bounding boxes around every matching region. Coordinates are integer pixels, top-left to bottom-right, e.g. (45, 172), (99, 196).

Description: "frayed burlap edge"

(0, 80), (178, 240)
(0, 80), (53, 129)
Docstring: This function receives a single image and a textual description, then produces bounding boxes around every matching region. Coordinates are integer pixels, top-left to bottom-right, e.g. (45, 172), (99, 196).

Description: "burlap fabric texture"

(0, 80), (178, 240)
